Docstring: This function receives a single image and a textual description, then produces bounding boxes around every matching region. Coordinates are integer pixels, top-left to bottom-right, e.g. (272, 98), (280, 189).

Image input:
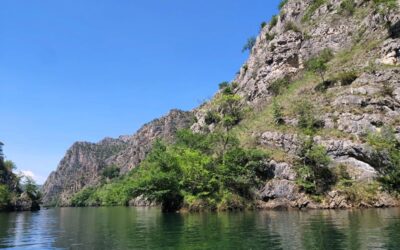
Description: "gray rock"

(378, 39), (400, 65)
(42, 110), (194, 206)
(269, 160), (297, 181)
(129, 195), (157, 207)
(259, 179), (299, 201)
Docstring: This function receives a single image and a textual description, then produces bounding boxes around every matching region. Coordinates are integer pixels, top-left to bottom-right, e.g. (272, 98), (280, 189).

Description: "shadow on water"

(301, 211), (346, 250)
(345, 210), (362, 250)
(384, 209), (400, 250)
(1, 207), (400, 249)
(0, 212), (13, 248)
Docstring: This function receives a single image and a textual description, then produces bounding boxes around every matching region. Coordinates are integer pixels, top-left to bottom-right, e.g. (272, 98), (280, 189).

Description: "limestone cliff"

(42, 110), (194, 206)
(191, 0), (400, 208)
(43, 0), (400, 208)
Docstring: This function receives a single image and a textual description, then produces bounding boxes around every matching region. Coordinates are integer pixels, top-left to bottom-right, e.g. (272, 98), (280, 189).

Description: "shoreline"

(39, 199), (400, 213)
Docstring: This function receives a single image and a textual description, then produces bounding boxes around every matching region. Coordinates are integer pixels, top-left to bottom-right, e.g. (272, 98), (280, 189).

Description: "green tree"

(71, 187), (96, 207)
(219, 148), (269, 198)
(242, 36), (256, 53)
(0, 184), (10, 209)
(296, 138), (334, 194)
(23, 176), (41, 200)
(4, 160), (16, 172)
(133, 141), (184, 212)
(204, 110), (221, 125)
(101, 165), (120, 180)
(129, 129), (270, 212)
(218, 81), (229, 90)
(306, 49), (333, 82)
(367, 127), (400, 193)
(307, 57), (328, 82)
(294, 100), (323, 134)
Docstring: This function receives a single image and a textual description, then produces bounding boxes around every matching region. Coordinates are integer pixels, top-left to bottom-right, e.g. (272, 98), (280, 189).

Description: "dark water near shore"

(1, 207), (400, 249)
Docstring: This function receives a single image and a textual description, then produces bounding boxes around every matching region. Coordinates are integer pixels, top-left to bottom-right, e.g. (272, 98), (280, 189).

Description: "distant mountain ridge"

(42, 109), (194, 206)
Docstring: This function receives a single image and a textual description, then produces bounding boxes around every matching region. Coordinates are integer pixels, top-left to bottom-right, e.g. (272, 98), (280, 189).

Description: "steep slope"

(190, 0), (400, 208)
(44, 0), (400, 209)
(42, 110), (194, 206)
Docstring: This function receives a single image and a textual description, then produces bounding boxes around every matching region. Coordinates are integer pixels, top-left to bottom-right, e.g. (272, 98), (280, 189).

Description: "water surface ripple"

(1, 207), (400, 249)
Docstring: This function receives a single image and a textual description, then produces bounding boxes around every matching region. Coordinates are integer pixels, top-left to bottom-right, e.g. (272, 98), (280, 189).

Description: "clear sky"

(0, 0), (280, 184)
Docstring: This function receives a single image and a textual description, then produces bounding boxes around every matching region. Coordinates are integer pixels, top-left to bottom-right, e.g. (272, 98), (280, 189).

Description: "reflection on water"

(1, 207), (400, 249)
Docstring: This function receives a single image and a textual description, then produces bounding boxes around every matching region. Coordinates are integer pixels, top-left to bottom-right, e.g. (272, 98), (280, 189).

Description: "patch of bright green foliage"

(295, 137), (334, 195)
(0, 184), (11, 208)
(72, 131), (270, 212)
(367, 127), (400, 195)
(72, 89), (271, 212)
(0, 156), (41, 211)
(294, 100), (324, 135)
(305, 48), (333, 83)
(101, 165), (120, 180)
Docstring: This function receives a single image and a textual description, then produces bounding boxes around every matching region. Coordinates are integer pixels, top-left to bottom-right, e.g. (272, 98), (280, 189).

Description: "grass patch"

(233, 72), (319, 148)
(270, 15), (278, 28)
(284, 21), (301, 33)
(279, 0), (289, 10)
(336, 181), (380, 205)
(265, 32), (276, 41)
(339, 0), (356, 16)
(302, 0), (326, 23)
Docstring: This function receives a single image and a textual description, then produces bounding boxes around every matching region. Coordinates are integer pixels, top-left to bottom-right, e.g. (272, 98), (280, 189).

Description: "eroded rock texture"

(42, 110), (194, 206)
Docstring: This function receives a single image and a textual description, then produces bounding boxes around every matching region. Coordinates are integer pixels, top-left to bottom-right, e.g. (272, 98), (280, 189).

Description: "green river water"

(1, 207), (400, 249)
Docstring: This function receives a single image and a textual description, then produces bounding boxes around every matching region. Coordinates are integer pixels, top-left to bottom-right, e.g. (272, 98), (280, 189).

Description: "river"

(0, 207), (400, 249)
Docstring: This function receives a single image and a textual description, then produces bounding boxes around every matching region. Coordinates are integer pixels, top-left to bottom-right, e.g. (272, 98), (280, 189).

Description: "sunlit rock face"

(42, 110), (194, 206)
(43, 0), (400, 208)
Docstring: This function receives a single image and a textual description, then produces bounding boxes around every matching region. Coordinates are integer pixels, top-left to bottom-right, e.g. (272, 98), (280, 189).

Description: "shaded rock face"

(42, 110), (194, 206)
(12, 192), (40, 212)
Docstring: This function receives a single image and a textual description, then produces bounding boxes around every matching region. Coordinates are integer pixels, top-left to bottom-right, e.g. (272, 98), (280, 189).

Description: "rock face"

(43, 0), (400, 209)
(12, 192), (41, 211)
(192, 0), (400, 209)
(42, 110), (194, 206)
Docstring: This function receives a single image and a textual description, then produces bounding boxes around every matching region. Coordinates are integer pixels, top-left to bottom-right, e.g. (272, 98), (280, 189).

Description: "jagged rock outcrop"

(42, 109), (194, 206)
(11, 192), (41, 211)
(192, 0), (400, 209)
(44, 0), (400, 209)
(193, 0), (400, 121)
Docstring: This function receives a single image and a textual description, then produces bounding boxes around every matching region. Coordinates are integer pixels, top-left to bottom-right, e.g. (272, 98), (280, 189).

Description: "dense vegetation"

(69, 0), (400, 212)
(0, 143), (41, 211)
(71, 87), (271, 212)
(367, 127), (400, 194)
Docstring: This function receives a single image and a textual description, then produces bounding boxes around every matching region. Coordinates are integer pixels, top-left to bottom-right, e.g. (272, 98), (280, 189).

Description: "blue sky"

(0, 0), (280, 184)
